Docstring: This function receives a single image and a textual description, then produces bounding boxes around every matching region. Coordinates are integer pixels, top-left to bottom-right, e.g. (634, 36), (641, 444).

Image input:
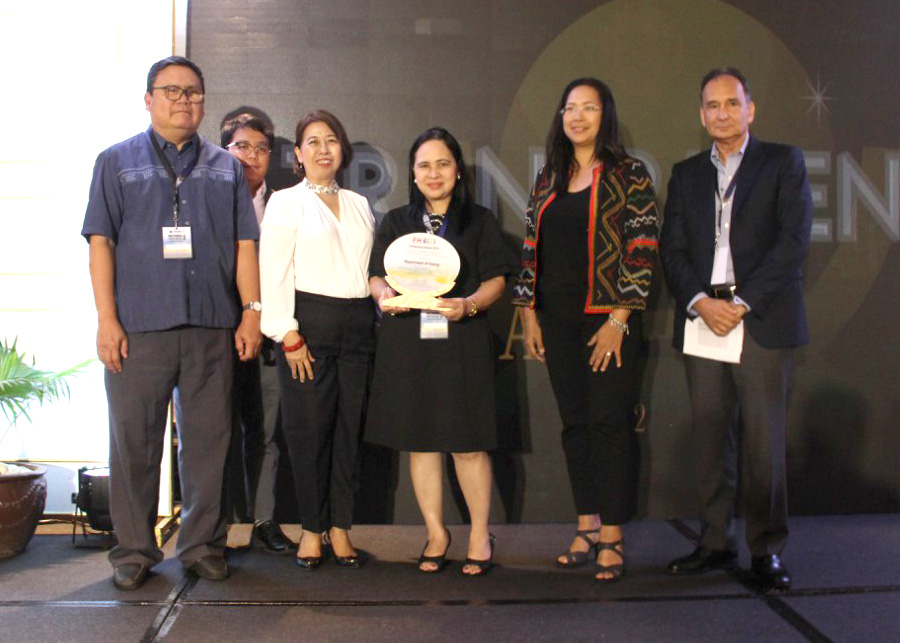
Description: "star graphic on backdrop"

(801, 73), (836, 125)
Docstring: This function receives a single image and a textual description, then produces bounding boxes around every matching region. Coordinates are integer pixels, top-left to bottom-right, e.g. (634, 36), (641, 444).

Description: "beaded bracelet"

(607, 316), (629, 335)
(466, 297), (478, 317)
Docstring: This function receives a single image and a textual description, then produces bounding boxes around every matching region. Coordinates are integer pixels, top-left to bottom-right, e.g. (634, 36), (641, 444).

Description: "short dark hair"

(545, 77), (628, 195)
(220, 113), (275, 149)
(292, 110), (353, 178)
(147, 56), (205, 94)
(407, 127), (473, 232)
(700, 67), (751, 100)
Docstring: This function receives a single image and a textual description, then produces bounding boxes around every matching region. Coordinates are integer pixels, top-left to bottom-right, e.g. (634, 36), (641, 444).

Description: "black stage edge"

(1, 516), (898, 642)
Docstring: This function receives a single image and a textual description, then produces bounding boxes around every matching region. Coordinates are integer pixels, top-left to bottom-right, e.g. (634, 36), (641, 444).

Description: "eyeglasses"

(152, 85), (205, 103)
(227, 141), (272, 156)
(560, 104), (602, 116)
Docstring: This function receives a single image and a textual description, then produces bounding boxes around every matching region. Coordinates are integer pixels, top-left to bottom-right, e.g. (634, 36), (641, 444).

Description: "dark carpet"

(0, 516), (897, 642)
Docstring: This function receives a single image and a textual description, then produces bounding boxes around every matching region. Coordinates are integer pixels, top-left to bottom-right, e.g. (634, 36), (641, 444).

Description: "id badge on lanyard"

(420, 311), (449, 339)
(151, 133), (198, 260)
(713, 175), (737, 283)
(419, 212), (450, 339)
(162, 225), (193, 259)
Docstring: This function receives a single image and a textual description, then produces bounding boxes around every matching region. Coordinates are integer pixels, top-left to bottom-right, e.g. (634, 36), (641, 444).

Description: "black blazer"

(660, 135), (813, 350)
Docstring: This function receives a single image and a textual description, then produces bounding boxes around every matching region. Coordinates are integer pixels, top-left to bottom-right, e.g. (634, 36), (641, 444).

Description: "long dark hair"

(545, 77), (628, 194)
(408, 127), (473, 232)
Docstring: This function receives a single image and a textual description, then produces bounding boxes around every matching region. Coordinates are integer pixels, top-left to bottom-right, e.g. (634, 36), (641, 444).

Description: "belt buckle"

(711, 284), (736, 300)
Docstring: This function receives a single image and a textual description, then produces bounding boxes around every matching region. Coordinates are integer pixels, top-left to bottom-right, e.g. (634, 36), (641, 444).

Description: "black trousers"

(684, 332), (792, 556)
(277, 291), (375, 533)
(226, 340), (282, 524)
(539, 311), (643, 523)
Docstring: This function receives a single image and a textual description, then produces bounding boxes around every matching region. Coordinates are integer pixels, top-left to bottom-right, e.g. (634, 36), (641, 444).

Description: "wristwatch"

(242, 300), (262, 312)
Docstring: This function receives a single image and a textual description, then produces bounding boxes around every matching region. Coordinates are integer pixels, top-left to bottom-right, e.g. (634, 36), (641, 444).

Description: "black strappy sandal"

(594, 539), (625, 583)
(556, 528), (600, 568)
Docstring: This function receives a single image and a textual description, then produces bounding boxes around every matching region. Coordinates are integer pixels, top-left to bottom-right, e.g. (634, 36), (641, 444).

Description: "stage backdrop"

(189, 0), (900, 523)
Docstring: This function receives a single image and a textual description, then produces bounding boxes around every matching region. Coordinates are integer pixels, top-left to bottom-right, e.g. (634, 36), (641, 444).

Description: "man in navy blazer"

(660, 68), (812, 591)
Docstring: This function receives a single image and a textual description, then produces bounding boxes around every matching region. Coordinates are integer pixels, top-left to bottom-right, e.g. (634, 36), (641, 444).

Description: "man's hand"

(97, 316), (128, 372)
(235, 311), (262, 360)
(693, 297), (747, 336)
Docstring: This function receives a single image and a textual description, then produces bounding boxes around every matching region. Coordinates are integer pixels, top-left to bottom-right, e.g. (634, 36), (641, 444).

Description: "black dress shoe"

(253, 520), (293, 554)
(751, 554), (792, 590)
(113, 563), (149, 590)
(668, 547), (736, 575)
(187, 555), (229, 580)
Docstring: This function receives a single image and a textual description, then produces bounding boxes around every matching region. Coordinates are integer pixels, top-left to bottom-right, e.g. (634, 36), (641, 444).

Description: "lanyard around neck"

(714, 173), (738, 247)
(149, 133), (201, 227)
(422, 212), (448, 238)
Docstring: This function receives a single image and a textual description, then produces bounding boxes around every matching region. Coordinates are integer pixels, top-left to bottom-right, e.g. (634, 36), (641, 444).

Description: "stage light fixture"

(72, 466), (114, 534)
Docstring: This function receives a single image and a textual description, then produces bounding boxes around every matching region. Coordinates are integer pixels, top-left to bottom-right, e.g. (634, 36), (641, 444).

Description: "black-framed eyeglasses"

(152, 85), (205, 103)
(227, 141), (272, 156)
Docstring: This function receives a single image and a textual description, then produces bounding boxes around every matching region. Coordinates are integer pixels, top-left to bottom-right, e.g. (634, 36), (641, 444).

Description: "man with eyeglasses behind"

(220, 114), (293, 555)
(81, 56), (262, 590)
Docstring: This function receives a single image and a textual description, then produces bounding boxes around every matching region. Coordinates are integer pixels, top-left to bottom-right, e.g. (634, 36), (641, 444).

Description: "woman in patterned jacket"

(512, 77), (659, 582)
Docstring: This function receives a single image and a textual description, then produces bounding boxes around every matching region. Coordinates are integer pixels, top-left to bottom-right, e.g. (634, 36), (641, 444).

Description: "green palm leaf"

(0, 338), (91, 431)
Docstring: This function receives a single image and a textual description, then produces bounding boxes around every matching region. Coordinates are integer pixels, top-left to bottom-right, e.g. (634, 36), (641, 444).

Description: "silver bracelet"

(607, 316), (629, 335)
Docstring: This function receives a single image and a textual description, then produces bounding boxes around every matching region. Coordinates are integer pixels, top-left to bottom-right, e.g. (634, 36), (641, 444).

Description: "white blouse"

(259, 182), (375, 342)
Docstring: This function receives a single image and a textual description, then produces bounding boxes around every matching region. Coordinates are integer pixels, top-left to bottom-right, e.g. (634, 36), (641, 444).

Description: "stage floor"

(1, 516), (898, 642)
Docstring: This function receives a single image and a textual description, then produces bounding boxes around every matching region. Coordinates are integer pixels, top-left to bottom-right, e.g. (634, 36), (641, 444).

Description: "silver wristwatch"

(242, 301), (262, 312)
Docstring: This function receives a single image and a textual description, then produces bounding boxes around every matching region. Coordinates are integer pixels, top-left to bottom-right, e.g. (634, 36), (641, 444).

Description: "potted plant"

(0, 338), (88, 558)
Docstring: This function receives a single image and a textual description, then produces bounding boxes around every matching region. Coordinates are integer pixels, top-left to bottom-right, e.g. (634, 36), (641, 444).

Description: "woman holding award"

(512, 78), (659, 582)
(260, 110), (375, 569)
(366, 127), (515, 576)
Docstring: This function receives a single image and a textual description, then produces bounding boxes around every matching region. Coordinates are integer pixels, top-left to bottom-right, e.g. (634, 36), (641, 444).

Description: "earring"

(457, 172), (461, 180)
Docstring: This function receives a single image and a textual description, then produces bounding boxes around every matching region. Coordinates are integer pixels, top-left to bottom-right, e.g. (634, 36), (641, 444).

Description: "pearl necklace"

(302, 177), (339, 195)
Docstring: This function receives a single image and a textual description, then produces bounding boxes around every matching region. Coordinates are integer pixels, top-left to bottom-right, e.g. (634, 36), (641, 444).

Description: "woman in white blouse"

(259, 110), (375, 569)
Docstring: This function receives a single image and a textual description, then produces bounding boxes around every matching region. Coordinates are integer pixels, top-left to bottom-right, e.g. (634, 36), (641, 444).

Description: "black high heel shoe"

(334, 550), (363, 568)
(295, 533), (328, 570)
(417, 528), (452, 574)
(327, 531), (363, 568)
(461, 533), (495, 577)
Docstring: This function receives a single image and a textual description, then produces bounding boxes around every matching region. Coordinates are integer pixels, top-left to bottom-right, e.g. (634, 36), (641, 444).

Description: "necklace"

(302, 177), (339, 195)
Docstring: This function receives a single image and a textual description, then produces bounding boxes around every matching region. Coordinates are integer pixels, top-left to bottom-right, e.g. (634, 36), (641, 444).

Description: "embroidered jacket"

(512, 159), (659, 313)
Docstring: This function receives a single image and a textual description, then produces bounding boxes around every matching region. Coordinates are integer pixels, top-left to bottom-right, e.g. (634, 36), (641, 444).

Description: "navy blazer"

(660, 135), (813, 350)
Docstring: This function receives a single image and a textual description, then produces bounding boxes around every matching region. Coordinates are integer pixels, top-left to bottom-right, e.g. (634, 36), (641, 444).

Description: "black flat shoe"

(461, 533), (495, 578)
(253, 520), (293, 555)
(418, 528), (452, 574)
(113, 563), (149, 590)
(751, 554), (791, 591)
(187, 555), (229, 580)
(668, 547), (736, 575)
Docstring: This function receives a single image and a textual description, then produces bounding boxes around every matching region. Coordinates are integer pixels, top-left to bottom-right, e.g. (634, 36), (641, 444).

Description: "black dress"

(364, 203), (514, 452)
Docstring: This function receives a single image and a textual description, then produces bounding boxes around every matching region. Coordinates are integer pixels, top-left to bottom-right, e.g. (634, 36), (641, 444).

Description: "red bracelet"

(282, 335), (305, 352)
